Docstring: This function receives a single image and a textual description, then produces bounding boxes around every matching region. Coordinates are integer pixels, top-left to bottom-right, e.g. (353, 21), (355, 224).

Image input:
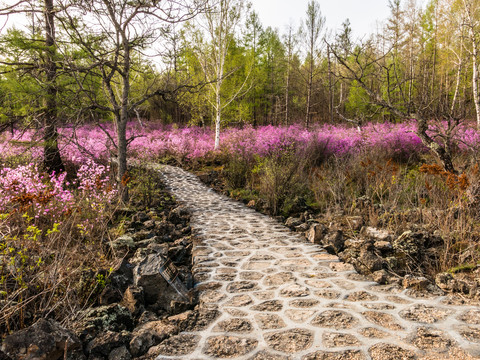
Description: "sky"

(251, 0), (394, 40)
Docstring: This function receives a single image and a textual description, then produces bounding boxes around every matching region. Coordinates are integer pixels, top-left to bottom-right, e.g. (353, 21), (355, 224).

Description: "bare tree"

(462, 0), (480, 128)
(302, 0), (325, 128)
(330, 41), (458, 173)
(190, 0), (250, 149)
(59, 0), (203, 199)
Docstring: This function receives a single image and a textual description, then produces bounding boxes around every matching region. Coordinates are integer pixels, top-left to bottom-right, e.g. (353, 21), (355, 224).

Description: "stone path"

(154, 164), (480, 360)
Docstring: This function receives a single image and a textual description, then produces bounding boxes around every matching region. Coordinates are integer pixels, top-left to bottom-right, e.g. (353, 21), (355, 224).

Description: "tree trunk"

(43, 0), (64, 173)
(472, 40), (480, 129)
(305, 58), (313, 128)
(214, 89), (221, 149)
(116, 112), (128, 201)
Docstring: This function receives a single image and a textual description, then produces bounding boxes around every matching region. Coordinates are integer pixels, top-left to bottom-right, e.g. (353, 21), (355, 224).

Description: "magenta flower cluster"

(0, 120), (479, 165)
(0, 160), (116, 227)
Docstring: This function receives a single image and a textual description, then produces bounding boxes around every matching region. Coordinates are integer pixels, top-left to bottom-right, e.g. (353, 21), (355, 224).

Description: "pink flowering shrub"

(0, 163), (74, 220)
(1, 120), (478, 165)
(0, 160), (116, 231)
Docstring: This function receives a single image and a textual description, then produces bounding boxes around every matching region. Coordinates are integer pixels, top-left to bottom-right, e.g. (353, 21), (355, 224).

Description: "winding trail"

(153, 164), (480, 360)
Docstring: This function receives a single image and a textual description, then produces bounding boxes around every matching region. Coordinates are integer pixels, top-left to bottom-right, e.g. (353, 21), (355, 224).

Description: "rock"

(1, 318), (82, 360)
(86, 330), (131, 356)
(129, 321), (178, 357)
(149, 334), (200, 357)
(402, 275), (430, 290)
(143, 220), (156, 230)
(295, 223), (310, 232)
(435, 272), (473, 295)
(345, 216), (363, 230)
(131, 230), (155, 242)
(285, 217), (302, 228)
(100, 260), (134, 305)
(339, 240), (384, 275)
(168, 206), (189, 225)
(374, 241), (392, 253)
(137, 311), (159, 324)
(133, 212), (150, 223)
(75, 304), (134, 343)
(362, 227), (392, 241)
(133, 253), (189, 312)
(322, 230), (344, 254)
(110, 235), (135, 251)
(108, 346), (132, 360)
(306, 224), (326, 244)
(372, 270), (388, 284)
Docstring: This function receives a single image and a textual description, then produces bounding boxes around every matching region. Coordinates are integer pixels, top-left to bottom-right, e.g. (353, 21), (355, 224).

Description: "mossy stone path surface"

(154, 164), (480, 360)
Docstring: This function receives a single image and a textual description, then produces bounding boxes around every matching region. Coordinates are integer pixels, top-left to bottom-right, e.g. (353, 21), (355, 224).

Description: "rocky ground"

(0, 170), (205, 360)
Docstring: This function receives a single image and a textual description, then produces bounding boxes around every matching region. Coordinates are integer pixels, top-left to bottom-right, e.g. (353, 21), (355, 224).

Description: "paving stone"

(203, 336), (258, 358)
(224, 294), (253, 307)
(264, 328), (313, 353)
(224, 308), (248, 317)
(252, 291), (275, 300)
(411, 327), (455, 352)
(285, 309), (316, 323)
(154, 334), (200, 356)
(457, 309), (480, 325)
(251, 300), (283, 311)
(302, 350), (366, 360)
(226, 281), (259, 293)
(248, 351), (291, 360)
(358, 327), (389, 338)
(368, 343), (416, 360)
(289, 299), (320, 308)
(322, 332), (361, 348)
(362, 311), (403, 330)
(200, 290), (226, 304)
(344, 291), (379, 302)
(264, 272), (296, 286)
(240, 272), (265, 280)
(400, 304), (453, 324)
(254, 313), (287, 329)
(305, 279), (333, 288)
(362, 303), (396, 310)
(314, 290), (341, 299)
(311, 310), (358, 329)
(457, 326), (480, 343)
(212, 318), (253, 333)
(280, 284), (310, 297)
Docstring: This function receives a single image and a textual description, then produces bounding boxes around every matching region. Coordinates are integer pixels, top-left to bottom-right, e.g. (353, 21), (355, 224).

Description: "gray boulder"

(1, 318), (82, 360)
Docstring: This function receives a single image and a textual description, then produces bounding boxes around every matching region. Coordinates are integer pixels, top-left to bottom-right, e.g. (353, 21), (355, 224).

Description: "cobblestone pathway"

(155, 165), (480, 360)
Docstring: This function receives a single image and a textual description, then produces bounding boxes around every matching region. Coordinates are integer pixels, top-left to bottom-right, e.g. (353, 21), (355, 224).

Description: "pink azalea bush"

(1, 120), (478, 165)
(0, 160), (116, 231)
